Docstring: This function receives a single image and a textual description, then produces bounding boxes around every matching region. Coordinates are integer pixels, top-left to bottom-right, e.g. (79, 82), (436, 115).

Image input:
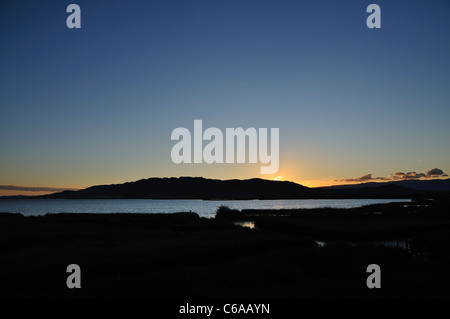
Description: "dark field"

(1, 196), (450, 299)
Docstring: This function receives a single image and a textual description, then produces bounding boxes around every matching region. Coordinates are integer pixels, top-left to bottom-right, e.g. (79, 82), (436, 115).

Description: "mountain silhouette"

(319, 178), (450, 192)
(44, 177), (312, 199)
(39, 177), (450, 200)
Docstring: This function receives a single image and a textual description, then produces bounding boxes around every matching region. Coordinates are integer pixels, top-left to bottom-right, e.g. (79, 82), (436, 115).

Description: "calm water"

(0, 198), (411, 218)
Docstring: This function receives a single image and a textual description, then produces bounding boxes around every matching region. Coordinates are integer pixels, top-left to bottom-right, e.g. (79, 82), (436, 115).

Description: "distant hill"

(44, 177), (312, 200)
(36, 177), (450, 200)
(319, 178), (450, 192)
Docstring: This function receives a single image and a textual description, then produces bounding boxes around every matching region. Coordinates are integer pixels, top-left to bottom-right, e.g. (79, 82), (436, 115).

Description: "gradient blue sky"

(1, 0), (449, 194)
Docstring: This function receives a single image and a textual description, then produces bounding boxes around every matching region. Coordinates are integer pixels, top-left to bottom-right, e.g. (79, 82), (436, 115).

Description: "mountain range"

(320, 178), (450, 192)
(35, 177), (450, 200)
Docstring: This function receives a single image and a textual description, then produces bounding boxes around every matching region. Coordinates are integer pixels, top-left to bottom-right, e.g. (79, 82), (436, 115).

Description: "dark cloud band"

(334, 168), (447, 183)
(0, 185), (78, 192)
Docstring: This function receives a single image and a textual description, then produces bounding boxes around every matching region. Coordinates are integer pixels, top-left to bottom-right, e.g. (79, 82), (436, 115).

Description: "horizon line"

(2, 175), (450, 197)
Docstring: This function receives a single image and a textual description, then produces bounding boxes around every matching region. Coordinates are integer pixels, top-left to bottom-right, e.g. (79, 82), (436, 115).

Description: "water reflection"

(233, 221), (256, 230)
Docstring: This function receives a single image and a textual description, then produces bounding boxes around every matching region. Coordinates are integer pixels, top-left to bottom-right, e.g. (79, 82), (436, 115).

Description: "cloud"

(334, 168), (447, 183)
(427, 168), (446, 177)
(389, 172), (426, 180)
(0, 185), (78, 192)
(333, 174), (390, 183)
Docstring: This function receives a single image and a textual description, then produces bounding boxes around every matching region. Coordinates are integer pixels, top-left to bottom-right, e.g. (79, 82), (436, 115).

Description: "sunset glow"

(0, 1), (449, 196)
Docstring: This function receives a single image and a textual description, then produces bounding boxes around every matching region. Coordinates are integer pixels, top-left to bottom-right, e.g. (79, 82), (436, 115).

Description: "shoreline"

(0, 198), (412, 218)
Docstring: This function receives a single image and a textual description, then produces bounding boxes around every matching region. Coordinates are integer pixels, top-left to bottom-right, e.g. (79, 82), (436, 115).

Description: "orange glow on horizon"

(293, 178), (343, 188)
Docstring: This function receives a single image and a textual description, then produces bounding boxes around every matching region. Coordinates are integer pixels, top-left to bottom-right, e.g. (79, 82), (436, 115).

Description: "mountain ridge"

(43, 176), (312, 200)
(319, 178), (450, 192)
(3, 177), (449, 200)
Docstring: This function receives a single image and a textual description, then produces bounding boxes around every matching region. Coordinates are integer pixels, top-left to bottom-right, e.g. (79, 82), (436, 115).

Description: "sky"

(1, 0), (449, 195)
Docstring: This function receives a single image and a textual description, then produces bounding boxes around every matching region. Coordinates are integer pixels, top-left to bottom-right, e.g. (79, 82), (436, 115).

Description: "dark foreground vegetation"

(1, 194), (450, 299)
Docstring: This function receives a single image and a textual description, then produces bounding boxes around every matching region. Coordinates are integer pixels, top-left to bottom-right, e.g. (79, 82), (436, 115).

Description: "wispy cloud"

(0, 185), (79, 192)
(334, 168), (448, 183)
